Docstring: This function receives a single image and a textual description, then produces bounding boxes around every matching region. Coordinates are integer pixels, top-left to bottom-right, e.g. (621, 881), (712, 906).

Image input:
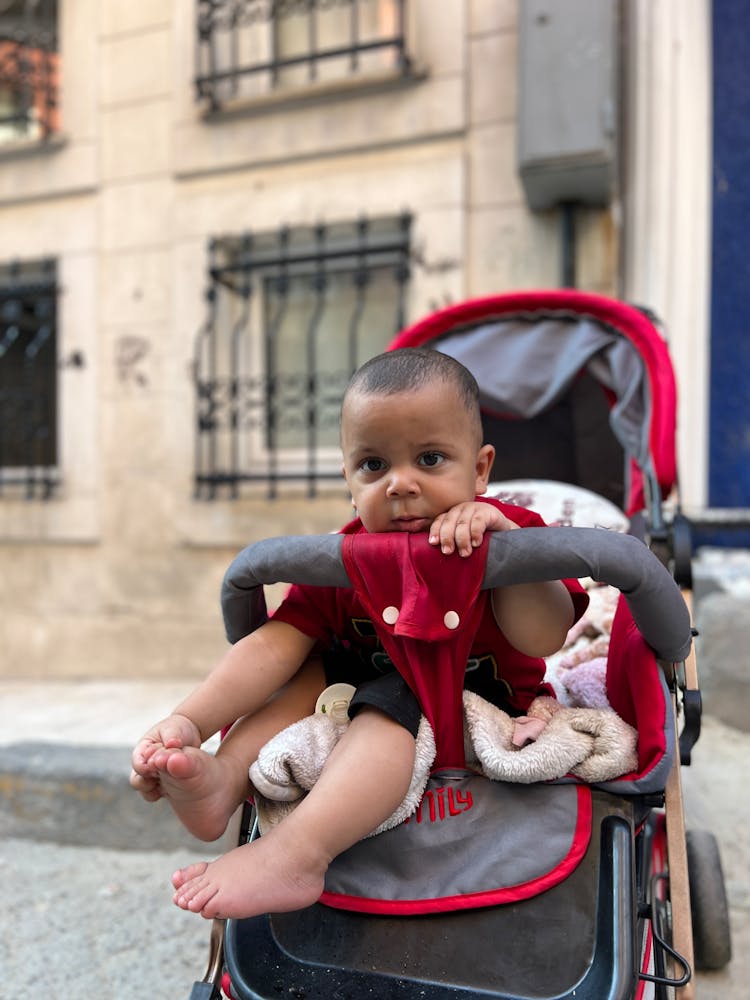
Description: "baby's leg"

(172, 706), (416, 919)
(153, 657), (326, 842)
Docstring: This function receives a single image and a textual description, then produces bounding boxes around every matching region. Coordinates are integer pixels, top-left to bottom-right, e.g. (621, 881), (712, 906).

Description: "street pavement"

(1, 547), (749, 998)
(1, 715), (747, 998)
(1, 836), (212, 998)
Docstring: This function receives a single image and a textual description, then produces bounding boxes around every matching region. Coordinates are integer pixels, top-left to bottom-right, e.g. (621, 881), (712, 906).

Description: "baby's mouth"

(392, 516), (430, 532)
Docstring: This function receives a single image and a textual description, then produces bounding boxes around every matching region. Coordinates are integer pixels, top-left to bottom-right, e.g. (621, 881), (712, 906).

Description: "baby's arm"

(168, 620), (315, 740)
(492, 577), (574, 657)
(130, 619), (316, 789)
(429, 501), (574, 657)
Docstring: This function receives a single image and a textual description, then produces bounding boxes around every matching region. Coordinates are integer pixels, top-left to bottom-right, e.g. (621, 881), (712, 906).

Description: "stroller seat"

(225, 791), (636, 1000)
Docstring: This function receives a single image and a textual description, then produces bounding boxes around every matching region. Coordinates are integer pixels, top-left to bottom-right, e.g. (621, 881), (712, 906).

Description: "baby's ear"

(475, 444), (495, 493)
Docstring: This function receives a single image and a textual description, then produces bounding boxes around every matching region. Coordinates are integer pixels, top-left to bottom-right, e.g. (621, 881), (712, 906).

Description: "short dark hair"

(343, 347), (483, 441)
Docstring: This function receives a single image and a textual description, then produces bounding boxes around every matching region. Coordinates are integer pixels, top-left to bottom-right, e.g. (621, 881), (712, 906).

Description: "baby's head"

(343, 347), (484, 444)
(340, 348), (495, 533)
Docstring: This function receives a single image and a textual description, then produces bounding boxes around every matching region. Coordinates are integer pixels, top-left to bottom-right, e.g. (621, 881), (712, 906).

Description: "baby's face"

(340, 381), (493, 534)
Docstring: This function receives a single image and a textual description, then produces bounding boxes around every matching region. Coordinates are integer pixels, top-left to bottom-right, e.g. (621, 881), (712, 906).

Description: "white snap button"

(443, 610), (460, 630)
(382, 605), (400, 625)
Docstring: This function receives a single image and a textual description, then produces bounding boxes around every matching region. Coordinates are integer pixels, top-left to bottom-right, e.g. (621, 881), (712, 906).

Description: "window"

(0, 0), (59, 146)
(0, 257), (58, 497)
(195, 0), (410, 113)
(195, 214), (411, 499)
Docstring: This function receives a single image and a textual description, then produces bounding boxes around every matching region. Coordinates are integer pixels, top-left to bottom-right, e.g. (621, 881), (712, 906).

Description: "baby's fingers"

(428, 512), (458, 554)
(132, 735), (177, 774)
(428, 514), (448, 548)
(452, 513), (480, 556)
(132, 740), (158, 771)
(429, 506), (478, 556)
(129, 768), (162, 802)
(456, 509), (487, 556)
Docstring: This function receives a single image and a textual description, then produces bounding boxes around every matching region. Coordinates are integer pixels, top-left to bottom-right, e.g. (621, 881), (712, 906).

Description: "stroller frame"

(187, 291), (729, 1000)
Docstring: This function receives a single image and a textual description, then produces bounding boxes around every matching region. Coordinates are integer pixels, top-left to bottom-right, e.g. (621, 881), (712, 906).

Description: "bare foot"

(152, 745), (248, 842)
(171, 828), (327, 919)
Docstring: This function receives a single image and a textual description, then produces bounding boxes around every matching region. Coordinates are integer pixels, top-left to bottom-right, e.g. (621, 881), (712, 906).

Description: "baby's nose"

(386, 469), (419, 496)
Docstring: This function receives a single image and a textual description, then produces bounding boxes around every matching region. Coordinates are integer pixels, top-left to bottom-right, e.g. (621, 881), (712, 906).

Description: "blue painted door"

(710, 0), (750, 507)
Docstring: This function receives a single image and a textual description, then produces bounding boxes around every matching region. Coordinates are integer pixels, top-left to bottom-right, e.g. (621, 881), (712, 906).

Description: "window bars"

(0, 0), (59, 144)
(0, 258), (58, 498)
(194, 214), (411, 499)
(195, 0), (410, 112)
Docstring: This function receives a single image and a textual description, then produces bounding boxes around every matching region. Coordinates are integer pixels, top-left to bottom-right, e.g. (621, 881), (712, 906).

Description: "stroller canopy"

(389, 290), (678, 515)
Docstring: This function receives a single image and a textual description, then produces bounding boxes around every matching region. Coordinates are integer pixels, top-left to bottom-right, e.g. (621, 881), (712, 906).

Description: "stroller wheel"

(686, 828), (732, 970)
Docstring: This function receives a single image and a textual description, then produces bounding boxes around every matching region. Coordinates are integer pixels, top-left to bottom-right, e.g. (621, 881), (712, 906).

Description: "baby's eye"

(419, 452), (445, 468)
(360, 457), (386, 473)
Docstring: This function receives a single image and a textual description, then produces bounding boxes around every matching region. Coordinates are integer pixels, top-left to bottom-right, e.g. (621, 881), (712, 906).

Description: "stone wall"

(1, 0), (623, 680)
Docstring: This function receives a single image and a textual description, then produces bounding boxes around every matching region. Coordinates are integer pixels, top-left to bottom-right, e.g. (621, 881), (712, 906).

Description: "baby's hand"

(511, 715), (548, 748)
(429, 502), (518, 557)
(130, 714), (201, 801)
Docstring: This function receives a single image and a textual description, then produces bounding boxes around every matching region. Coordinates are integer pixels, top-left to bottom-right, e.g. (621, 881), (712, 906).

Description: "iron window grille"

(0, 0), (58, 145)
(0, 257), (58, 498)
(194, 213), (411, 499)
(195, 0), (410, 113)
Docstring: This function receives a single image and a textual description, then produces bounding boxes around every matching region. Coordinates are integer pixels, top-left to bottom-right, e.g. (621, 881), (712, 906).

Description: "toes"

(189, 883), (220, 915)
(173, 877), (201, 908)
(173, 876), (217, 914)
(199, 896), (224, 920)
(165, 748), (200, 780)
(149, 746), (203, 781)
(172, 861), (208, 890)
(148, 748), (171, 770)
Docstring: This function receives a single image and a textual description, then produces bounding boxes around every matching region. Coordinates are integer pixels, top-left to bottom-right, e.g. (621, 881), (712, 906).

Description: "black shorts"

(321, 645), (526, 740)
(323, 647), (421, 738)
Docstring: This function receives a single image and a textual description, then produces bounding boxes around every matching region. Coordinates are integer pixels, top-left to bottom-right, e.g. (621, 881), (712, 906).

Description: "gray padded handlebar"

(221, 534), (351, 646)
(221, 528), (692, 662)
(481, 527), (691, 662)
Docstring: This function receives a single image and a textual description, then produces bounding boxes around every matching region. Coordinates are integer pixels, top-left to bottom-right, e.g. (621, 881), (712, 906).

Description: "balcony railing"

(195, 0), (410, 113)
(194, 214), (411, 499)
(0, 1), (59, 144)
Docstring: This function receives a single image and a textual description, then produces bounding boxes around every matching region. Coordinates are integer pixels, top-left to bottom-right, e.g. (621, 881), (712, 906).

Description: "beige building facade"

(0, 0), (711, 680)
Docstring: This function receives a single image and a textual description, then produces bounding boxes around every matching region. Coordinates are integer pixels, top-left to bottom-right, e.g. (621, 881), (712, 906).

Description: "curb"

(0, 742), (234, 852)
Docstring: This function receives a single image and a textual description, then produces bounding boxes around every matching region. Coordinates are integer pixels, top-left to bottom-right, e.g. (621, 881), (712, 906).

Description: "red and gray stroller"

(189, 290), (731, 1000)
